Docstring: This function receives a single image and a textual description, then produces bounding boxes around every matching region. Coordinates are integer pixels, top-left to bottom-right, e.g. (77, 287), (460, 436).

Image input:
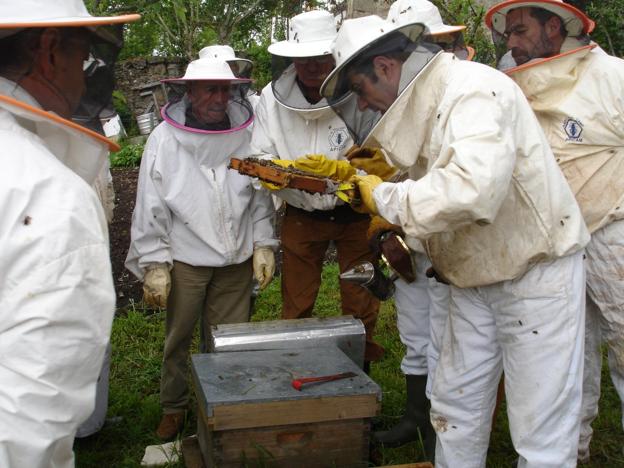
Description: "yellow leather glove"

(253, 247), (275, 290)
(350, 174), (383, 215)
(143, 263), (171, 308)
(293, 154), (356, 181)
(260, 159), (294, 190)
(345, 146), (398, 181)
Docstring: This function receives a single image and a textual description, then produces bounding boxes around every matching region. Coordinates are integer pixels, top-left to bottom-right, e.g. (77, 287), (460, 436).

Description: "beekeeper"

(321, 15), (590, 468)
(125, 57), (278, 441)
(0, 1), (139, 466)
(386, 0), (475, 60)
(486, 1), (624, 463)
(250, 10), (383, 367)
(355, 0), (475, 452)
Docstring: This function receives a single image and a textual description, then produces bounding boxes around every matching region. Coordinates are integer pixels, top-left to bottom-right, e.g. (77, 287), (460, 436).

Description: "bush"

(110, 141), (145, 168)
(244, 41), (273, 91)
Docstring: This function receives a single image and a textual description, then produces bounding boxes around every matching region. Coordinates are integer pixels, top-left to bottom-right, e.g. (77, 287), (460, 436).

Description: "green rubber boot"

(374, 374), (434, 458)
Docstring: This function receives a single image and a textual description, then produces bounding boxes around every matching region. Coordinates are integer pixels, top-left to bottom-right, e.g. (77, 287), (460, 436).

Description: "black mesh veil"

(321, 24), (442, 144)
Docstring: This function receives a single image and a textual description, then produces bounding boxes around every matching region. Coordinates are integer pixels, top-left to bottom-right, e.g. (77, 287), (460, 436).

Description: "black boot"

(374, 375), (433, 452)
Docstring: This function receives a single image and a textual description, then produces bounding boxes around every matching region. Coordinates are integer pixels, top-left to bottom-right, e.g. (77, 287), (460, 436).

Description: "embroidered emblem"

(328, 127), (349, 151)
(563, 118), (583, 142)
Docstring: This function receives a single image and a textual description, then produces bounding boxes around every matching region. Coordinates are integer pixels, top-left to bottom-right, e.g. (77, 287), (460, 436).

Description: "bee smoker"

(340, 231), (416, 301)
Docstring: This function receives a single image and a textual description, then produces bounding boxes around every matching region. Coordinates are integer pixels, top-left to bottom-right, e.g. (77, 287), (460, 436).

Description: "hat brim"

(0, 13), (141, 29)
(320, 22), (426, 99)
(268, 38), (334, 58)
(485, 0), (594, 35)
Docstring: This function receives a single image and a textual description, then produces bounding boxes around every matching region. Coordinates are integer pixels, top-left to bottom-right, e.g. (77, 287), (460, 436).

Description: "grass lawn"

(74, 263), (624, 467)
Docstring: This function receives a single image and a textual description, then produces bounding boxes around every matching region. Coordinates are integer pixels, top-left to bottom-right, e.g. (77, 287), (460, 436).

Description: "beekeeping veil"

(320, 15), (439, 145)
(160, 58), (253, 134)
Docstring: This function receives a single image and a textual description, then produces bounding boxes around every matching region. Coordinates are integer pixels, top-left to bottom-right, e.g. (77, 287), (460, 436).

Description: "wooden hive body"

(191, 347), (381, 467)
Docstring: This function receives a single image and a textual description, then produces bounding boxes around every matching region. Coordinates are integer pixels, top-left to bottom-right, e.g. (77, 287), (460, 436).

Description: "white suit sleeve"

(374, 88), (516, 239)
(250, 187), (280, 250)
(92, 157), (115, 224)
(125, 137), (173, 280)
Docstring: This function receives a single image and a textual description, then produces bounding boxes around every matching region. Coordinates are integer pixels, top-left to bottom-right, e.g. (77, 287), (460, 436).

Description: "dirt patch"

(110, 167), (142, 308)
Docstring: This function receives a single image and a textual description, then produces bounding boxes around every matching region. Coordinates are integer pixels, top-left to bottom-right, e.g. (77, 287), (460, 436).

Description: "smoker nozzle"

(340, 261), (396, 301)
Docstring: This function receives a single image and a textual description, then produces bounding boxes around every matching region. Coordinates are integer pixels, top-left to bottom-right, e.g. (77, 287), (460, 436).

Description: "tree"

(433, 0), (496, 65)
(85, 0), (308, 61)
(585, 0), (624, 57)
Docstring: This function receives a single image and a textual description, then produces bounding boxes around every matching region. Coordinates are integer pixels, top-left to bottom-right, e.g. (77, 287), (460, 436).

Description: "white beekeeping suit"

(125, 61), (277, 278)
(125, 57), (278, 441)
(322, 15), (589, 467)
(249, 10), (383, 366)
(486, 1), (624, 462)
(251, 11), (354, 211)
(365, 0), (483, 452)
(0, 2), (139, 466)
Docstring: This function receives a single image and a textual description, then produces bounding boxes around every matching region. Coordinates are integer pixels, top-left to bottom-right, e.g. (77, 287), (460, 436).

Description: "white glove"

(253, 247), (275, 290)
(143, 263), (171, 308)
(275, 189), (341, 211)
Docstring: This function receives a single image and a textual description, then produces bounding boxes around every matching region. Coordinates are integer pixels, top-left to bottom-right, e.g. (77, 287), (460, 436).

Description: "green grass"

(75, 263), (624, 467)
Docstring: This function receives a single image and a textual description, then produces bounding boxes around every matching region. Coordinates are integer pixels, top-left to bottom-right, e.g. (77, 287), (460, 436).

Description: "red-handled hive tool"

(291, 371), (357, 391)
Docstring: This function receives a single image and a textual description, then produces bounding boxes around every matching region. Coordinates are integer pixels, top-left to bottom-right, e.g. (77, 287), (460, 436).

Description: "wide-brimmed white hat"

(320, 15), (426, 98)
(268, 10), (337, 58)
(162, 58), (252, 83)
(485, 0), (594, 37)
(0, 0), (140, 38)
(198, 44), (253, 76)
(387, 0), (465, 35)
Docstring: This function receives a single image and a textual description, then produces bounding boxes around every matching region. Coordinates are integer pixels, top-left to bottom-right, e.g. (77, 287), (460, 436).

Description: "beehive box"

(191, 346), (381, 468)
(209, 316), (366, 369)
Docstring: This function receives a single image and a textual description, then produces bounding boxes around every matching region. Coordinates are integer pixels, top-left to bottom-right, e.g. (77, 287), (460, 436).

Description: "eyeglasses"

(83, 53), (107, 77)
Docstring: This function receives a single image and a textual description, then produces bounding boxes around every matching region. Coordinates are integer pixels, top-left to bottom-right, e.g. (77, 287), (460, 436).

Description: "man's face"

(504, 8), (560, 65)
(347, 59), (401, 114)
(187, 81), (232, 124)
(292, 55), (335, 90)
(51, 32), (91, 117)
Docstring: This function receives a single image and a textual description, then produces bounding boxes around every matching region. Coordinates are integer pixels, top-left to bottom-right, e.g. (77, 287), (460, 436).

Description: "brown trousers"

(160, 259), (252, 413)
(280, 207), (382, 362)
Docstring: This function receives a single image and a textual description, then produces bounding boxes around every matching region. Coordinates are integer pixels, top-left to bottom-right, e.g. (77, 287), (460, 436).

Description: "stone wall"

(114, 56), (186, 122)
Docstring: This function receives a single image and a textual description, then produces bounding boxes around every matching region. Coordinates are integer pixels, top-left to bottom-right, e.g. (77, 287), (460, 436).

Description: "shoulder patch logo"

(563, 117), (583, 142)
(328, 127), (350, 151)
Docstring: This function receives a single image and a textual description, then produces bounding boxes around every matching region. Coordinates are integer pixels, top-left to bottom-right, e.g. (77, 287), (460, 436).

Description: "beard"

(511, 29), (558, 65)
